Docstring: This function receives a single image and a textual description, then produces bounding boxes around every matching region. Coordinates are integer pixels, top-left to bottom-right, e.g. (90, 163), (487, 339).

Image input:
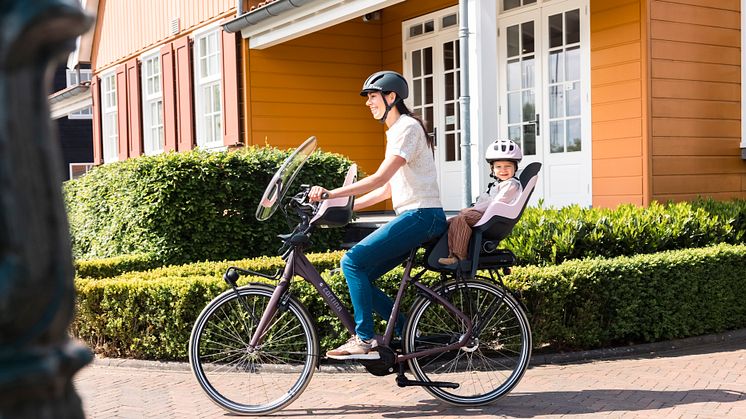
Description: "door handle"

(431, 127), (437, 147)
(533, 113), (540, 136)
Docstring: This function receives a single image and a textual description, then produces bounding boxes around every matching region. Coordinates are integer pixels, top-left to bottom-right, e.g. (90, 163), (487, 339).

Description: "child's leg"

(448, 209), (484, 259)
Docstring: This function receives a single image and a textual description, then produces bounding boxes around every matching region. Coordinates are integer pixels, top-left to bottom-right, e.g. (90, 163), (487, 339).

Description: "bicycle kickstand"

(395, 363), (459, 389)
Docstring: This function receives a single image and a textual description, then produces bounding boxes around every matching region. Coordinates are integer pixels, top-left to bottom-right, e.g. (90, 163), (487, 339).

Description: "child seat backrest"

(310, 164), (357, 227)
(473, 161), (542, 241)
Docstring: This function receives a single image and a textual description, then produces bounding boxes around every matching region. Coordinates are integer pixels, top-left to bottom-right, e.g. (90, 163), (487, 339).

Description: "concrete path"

(75, 331), (746, 418)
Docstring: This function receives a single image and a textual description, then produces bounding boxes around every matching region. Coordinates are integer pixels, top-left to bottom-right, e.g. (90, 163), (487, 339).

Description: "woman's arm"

(353, 183), (391, 211)
(309, 154), (405, 201)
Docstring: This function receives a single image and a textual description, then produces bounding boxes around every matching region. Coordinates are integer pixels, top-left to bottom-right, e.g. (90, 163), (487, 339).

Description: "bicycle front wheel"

(403, 279), (532, 406)
(188, 283), (318, 415)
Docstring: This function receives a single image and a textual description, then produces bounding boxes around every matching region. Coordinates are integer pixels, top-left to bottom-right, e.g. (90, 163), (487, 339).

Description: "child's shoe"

(438, 256), (459, 265)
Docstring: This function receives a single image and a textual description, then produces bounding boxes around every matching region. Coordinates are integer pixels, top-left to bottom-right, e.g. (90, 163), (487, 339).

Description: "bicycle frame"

(240, 246), (474, 363)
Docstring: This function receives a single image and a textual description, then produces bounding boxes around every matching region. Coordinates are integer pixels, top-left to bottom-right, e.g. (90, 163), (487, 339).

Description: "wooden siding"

(245, 19), (384, 187)
(93, 0), (235, 71)
(590, 0), (647, 207)
(649, 0), (745, 201)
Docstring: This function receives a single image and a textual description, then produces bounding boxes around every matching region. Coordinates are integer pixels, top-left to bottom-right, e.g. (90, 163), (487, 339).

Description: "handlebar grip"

(320, 192), (329, 200)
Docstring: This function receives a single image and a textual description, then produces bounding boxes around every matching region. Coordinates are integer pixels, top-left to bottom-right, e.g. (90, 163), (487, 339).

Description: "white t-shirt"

(385, 114), (442, 213)
(471, 177), (522, 213)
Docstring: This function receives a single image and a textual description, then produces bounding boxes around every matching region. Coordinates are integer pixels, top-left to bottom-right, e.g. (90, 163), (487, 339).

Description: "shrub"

(505, 200), (743, 265)
(64, 146), (354, 265)
(72, 244), (746, 360)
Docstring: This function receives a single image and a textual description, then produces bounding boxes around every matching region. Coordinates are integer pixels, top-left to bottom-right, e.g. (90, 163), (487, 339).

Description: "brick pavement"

(75, 332), (746, 418)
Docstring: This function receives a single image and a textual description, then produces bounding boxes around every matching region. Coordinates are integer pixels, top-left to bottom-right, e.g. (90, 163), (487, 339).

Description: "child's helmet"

(485, 138), (522, 164)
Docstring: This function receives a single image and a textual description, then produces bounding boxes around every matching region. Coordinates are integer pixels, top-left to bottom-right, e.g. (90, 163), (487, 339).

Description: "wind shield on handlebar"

(255, 136), (317, 221)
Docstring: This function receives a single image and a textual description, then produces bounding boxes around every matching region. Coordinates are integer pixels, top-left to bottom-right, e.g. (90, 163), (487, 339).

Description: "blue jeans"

(340, 207), (447, 341)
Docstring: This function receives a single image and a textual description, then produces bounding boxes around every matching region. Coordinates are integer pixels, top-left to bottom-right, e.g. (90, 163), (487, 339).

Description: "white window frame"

(100, 70), (118, 163)
(66, 69), (93, 119)
(140, 50), (164, 155)
(193, 26), (224, 150)
(69, 162), (94, 180)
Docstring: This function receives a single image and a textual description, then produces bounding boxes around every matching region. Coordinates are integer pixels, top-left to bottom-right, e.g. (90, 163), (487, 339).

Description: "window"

(69, 163), (94, 180)
(502, 0), (538, 12)
(100, 72), (118, 163)
(141, 53), (164, 155)
(193, 29), (222, 149)
(66, 69), (93, 119)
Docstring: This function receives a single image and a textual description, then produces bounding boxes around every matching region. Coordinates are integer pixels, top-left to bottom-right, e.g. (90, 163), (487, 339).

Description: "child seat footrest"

(477, 249), (516, 269)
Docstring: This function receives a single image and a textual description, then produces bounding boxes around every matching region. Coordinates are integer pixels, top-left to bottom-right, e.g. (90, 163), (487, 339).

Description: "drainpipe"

(237, 0), (244, 15)
(459, 0), (472, 207)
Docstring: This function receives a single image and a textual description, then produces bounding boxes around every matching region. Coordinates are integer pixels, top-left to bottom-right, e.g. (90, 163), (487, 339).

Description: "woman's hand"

(308, 186), (330, 202)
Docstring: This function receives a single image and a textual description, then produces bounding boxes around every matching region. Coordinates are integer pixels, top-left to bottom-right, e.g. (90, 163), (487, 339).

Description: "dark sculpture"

(0, 0), (93, 417)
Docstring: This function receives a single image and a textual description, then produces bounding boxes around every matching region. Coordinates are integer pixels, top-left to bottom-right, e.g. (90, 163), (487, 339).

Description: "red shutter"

(160, 42), (177, 152)
(90, 75), (103, 165)
(126, 58), (142, 157)
(220, 29), (240, 147)
(115, 64), (129, 160)
(174, 36), (194, 152)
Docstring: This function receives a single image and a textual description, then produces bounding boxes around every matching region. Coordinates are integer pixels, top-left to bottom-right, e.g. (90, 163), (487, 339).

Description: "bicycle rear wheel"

(403, 279), (531, 405)
(188, 283), (318, 415)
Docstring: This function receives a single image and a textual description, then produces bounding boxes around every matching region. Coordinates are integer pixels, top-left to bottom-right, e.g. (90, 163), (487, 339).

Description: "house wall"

(590, 0), (648, 207)
(93, 0), (235, 71)
(245, 19), (384, 176)
(648, 0), (745, 201)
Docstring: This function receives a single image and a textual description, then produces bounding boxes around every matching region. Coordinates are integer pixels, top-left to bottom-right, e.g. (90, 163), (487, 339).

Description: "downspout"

(237, 0), (244, 15)
(459, 0), (472, 207)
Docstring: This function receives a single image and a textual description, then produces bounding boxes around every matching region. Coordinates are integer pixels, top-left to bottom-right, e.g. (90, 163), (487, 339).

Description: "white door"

(403, 7), (462, 210)
(498, 0), (591, 207)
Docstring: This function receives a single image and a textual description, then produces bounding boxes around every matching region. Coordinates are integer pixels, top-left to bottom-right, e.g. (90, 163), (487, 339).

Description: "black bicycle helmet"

(360, 70), (409, 123)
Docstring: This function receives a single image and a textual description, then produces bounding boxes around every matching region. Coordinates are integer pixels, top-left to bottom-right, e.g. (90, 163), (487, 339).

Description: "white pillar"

(467, 0), (499, 196)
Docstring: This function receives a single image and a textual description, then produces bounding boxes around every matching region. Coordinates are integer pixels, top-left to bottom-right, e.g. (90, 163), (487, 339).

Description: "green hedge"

(72, 243), (746, 360)
(64, 146), (354, 265)
(505, 199), (746, 265)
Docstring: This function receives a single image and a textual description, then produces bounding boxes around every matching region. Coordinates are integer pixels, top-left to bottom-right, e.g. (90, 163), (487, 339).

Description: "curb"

(90, 328), (746, 373)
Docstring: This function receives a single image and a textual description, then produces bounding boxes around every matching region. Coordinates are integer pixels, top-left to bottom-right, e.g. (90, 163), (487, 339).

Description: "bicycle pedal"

(395, 374), (459, 389)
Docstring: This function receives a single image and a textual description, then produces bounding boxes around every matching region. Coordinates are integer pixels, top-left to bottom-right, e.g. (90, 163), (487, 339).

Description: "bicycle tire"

(403, 279), (531, 405)
(188, 283), (318, 415)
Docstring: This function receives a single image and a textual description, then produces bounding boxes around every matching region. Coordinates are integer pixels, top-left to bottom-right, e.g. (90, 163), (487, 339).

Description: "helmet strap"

(378, 95), (400, 124)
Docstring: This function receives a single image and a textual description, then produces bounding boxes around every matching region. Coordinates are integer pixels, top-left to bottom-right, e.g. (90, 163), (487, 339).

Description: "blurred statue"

(0, 0), (93, 417)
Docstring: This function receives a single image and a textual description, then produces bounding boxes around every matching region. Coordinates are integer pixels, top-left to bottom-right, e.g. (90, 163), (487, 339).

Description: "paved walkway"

(75, 331), (746, 418)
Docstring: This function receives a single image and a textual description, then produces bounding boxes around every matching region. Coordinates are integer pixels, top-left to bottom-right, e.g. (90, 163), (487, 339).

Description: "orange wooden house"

(61, 0), (746, 210)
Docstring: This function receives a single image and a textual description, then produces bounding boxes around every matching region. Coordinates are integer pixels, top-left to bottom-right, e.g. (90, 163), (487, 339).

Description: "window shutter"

(220, 29), (240, 147)
(90, 75), (103, 165)
(174, 36), (194, 151)
(160, 42), (177, 152)
(126, 58), (142, 157)
(115, 63), (129, 160)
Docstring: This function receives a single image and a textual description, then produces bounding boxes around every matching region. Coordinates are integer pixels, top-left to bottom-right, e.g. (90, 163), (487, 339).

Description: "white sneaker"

(326, 335), (380, 360)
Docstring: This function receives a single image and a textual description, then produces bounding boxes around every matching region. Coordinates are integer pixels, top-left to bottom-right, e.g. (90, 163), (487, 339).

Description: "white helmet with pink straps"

(485, 138), (522, 164)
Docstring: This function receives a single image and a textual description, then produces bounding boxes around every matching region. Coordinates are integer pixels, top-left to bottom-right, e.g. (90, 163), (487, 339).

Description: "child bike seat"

(424, 162), (542, 278)
(310, 164), (357, 227)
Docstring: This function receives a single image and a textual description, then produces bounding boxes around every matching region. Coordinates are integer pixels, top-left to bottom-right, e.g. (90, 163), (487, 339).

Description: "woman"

(309, 70), (447, 360)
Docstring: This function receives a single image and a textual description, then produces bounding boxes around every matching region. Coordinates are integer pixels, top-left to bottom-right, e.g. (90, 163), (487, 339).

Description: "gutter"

(223, 0), (315, 33)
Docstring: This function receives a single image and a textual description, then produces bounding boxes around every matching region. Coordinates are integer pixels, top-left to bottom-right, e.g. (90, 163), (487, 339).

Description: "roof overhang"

(223, 0), (405, 49)
(49, 83), (92, 119)
(67, 0), (99, 68)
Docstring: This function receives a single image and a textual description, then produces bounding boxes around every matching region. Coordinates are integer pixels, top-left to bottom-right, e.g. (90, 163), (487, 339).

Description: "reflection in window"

(547, 9), (582, 153)
(503, 0), (537, 12)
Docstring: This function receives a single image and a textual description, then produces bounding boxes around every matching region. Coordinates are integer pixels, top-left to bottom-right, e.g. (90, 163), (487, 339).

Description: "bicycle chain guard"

(358, 346), (396, 376)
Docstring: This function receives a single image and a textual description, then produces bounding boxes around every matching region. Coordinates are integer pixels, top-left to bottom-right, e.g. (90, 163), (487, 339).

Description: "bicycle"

(188, 136), (539, 415)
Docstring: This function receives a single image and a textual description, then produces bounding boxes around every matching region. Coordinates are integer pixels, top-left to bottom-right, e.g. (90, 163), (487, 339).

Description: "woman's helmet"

(485, 138), (522, 164)
(360, 70), (409, 123)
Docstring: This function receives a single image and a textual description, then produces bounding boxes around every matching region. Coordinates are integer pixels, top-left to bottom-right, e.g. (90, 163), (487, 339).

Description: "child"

(438, 139), (523, 265)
